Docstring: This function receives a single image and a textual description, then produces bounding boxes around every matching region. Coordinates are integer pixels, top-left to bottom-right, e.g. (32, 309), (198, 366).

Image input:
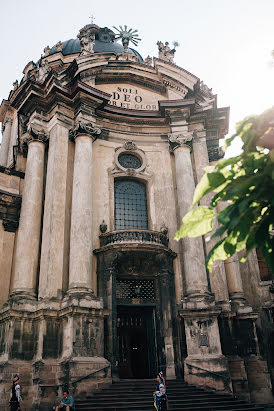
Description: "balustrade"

(99, 229), (169, 248)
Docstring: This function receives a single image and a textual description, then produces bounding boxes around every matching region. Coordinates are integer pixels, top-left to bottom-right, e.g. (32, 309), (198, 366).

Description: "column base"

(229, 292), (253, 314)
(215, 300), (231, 312)
(67, 286), (94, 296)
(182, 291), (215, 310)
(9, 289), (36, 301)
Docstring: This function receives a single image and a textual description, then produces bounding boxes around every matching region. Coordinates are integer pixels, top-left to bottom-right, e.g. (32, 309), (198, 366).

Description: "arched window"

(114, 179), (148, 230)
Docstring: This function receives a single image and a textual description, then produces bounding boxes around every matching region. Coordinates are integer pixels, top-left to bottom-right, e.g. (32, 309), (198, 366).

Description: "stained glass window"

(114, 179), (148, 229)
(118, 153), (142, 169)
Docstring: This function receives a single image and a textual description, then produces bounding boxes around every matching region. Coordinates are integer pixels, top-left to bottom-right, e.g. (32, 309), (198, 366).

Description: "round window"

(118, 153), (142, 169)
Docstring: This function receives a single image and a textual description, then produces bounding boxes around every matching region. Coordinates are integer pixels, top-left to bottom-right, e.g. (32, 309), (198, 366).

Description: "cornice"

(9, 76), (111, 116)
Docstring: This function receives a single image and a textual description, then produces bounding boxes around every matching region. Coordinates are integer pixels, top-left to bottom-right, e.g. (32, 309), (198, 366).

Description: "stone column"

(170, 132), (210, 303)
(0, 119), (13, 167)
(38, 120), (70, 299)
(192, 135), (230, 310)
(11, 128), (47, 299)
(68, 121), (101, 294)
(217, 202), (252, 314)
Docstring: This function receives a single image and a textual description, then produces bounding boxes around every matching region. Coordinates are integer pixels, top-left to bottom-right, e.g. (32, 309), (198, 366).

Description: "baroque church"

(0, 22), (273, 409)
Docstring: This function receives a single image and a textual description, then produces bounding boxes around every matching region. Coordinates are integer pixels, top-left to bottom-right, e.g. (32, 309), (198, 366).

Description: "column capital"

(69, 121), (101, 142)
(24, 125), (49, 146)
(168, 131), (194, 151)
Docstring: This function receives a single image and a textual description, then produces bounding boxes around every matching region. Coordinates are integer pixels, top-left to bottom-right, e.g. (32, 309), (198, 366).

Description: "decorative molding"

(69, 121), (101, 142)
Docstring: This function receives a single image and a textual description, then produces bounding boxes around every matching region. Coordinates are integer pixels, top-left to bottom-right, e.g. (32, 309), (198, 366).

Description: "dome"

(49, 25), (143, 63)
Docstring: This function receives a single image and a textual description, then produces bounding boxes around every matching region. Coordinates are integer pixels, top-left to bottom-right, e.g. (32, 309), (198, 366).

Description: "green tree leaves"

(174, 206), (215, 239)
(175, 107), (274, 273)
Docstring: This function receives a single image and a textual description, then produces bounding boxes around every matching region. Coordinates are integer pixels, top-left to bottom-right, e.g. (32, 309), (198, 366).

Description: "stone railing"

(99, 229), (169, 248)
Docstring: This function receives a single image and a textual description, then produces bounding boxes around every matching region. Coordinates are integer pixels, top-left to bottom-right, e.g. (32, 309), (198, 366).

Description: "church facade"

(0, 23), (273, 410)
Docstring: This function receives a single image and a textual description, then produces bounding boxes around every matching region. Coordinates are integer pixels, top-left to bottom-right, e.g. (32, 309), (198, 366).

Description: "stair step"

(75, 379), (262, 411)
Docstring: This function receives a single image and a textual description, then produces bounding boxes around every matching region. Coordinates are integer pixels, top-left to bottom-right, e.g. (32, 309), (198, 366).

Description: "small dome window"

(118, 153), (142, 169)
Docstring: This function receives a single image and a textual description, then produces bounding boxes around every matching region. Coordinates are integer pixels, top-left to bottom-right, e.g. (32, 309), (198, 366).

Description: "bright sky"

(0, 0), (273, 156)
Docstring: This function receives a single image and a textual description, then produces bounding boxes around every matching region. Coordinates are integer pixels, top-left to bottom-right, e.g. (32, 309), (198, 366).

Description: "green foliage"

(175, 107), (274, 272)
(174, 206), (215, 240)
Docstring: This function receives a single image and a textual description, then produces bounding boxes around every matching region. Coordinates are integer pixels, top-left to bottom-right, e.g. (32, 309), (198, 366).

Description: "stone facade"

(0, 23), (273, 410)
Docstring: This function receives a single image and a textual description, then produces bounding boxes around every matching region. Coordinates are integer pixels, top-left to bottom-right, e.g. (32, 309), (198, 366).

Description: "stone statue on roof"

(157, 41), (179, 63)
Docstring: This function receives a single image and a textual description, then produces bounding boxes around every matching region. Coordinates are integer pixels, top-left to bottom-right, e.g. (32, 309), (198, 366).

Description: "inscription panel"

(96, 83), (165, 110)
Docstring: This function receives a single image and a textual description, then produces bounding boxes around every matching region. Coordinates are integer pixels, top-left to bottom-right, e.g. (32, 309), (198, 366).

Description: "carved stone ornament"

(69, 121), (101, 141)
(99, 220), (107, 233)
(34, 59), (52, 84)
(200, 81), (213, 97)
(24, 125), (49, 146)
(13, 80), (19, 90)
(44, 45), (51, 56)
(126, 168), (136, 176)
(144, 55), (153, 66)
(78, 27), (95, 54)
(160, 223), (168, 236)
(157, 41), (177, 63)
(168, 131), (194, 149)
(124, 140), (137, 151)
(56, 41), (63, 52)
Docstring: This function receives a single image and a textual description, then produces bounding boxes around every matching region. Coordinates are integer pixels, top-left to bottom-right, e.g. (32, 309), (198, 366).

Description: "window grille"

(116, 278), (155, 303)
(118, 153), (142, 169)
(114, 179), (148, 230)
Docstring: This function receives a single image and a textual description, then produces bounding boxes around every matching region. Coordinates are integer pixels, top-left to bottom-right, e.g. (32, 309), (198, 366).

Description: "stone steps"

(75, 379), (265, 410)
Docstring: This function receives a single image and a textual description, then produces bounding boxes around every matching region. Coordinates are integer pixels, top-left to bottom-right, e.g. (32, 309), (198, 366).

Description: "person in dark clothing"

(9, 374), (22, 411)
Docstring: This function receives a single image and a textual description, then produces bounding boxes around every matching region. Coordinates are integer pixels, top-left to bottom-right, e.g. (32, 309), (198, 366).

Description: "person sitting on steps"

(56, 390), (75, 411)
